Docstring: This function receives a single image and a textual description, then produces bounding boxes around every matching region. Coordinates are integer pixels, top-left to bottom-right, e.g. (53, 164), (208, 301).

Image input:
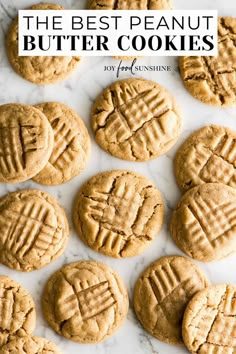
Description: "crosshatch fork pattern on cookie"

(92, 79), (181, 161)
(97, 87), (170, 142)
(189, 134), (236, 187)
(170, 183), (236, 262)
(57, 279), (116, 324)
(180, 17), (236, 106)
(42, 261), (129, 344)
(0, 201), (56, 258)
(134, 256), (209, 345)
(78, 172), (163, 257)
(186, 194), (236, 248)
(0, 193), (67, 271)
(147, 262), (199, 324)
(0, 124), (41, 176)
(49, 117), (83, 171)
(183, 285), (236, 353)
(0, 278), (35, 346)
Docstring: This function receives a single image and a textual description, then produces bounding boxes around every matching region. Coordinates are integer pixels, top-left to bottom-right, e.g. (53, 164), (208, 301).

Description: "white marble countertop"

(0, 0), (236, 353)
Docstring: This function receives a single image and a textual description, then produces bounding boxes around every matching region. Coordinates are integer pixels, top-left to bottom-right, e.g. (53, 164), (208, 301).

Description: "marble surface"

(0, 0), (236, 353)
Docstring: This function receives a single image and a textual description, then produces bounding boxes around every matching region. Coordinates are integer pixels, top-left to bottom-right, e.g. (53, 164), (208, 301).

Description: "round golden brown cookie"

(91, 78), (182, 161)
(6, 3), (80, 85)
(73, 170), (164, 257)
(32, 102), (91, 185)
(0, 103), (54, 183)
(42, 261), (129, 343)
(170, 183), (236, 262)
(134, 256), (209, 345)
(0, 336), (62, 354)
(0, 189), (69, 272)
(0, 276), (36, 347)
(182, 284), (236, 354)
(179, 17), (236, 107)
(88, 0), (173, 9)
(175, 125), (236, 191)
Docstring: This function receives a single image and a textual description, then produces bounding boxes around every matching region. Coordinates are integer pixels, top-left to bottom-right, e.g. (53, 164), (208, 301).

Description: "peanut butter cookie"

(91, 78), (182, 161)
(134, 256), (209, 344)
(0, 103), (54, 183)
(0, 336), (62, 354)
(179, 17), (236, 106)
(170, 183), (236, 262)
(183, 284), (236, 354)
(0, 276), (36, 347)
(33, 102), (91, 185)
(174, 125), (236, 191)
(6, 3), (80, 85)
(0, 189), (69, 272)
(42, 261), (129, 343)
(73, 170), (164, 257)
(88, 0), (173, 10)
